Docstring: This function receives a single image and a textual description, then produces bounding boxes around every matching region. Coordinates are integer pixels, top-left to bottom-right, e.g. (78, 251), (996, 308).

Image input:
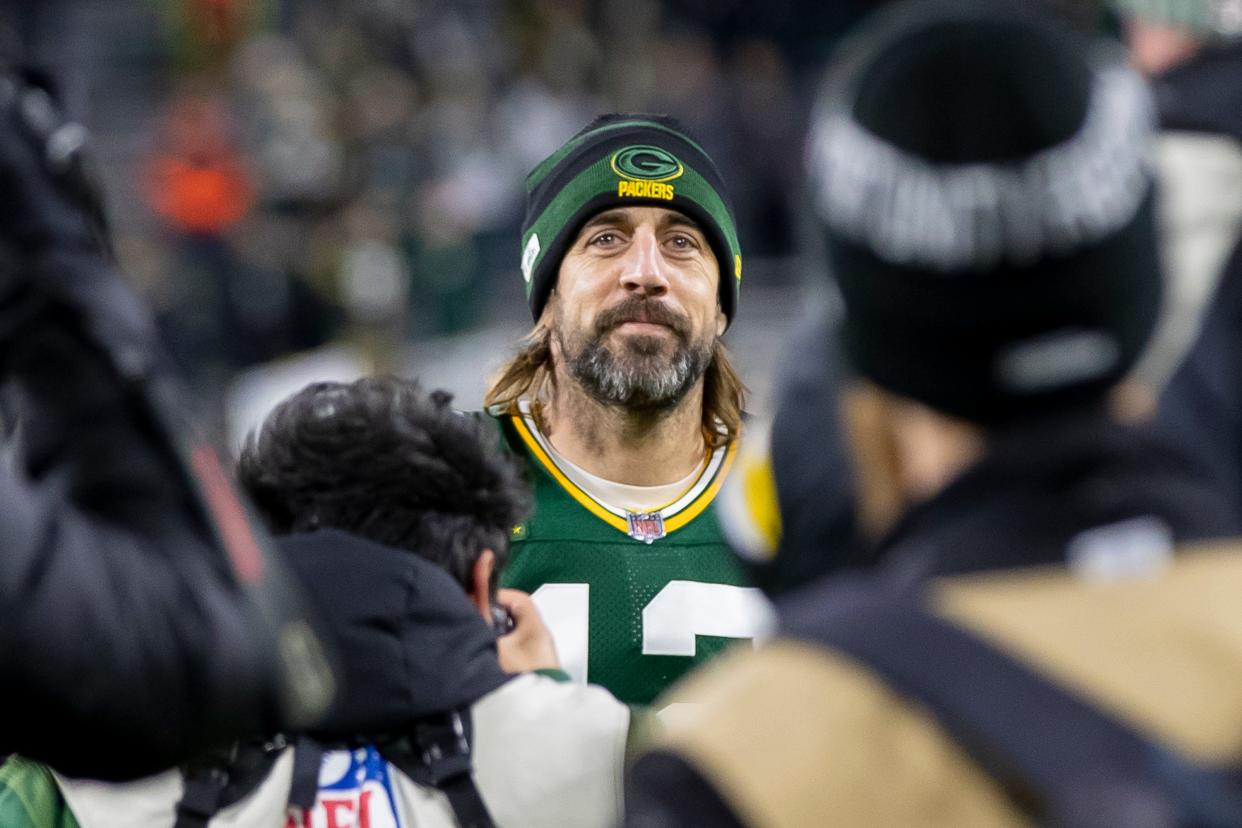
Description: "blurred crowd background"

(4, 0), (1124, 445)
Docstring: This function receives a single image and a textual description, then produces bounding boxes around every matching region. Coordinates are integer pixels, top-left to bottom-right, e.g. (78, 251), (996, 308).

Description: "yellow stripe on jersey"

(509, 412), (737, 537)
(510, 413), (630, 532)
(663, 442), (737, 533)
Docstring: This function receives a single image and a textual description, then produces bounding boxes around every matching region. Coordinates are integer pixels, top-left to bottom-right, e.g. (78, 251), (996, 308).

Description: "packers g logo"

(611, 145), (683, 201)
(611, 145), (684, 181)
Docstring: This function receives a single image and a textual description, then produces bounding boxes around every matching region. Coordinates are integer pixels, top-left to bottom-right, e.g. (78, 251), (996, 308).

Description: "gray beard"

(564, 331), (713, 411)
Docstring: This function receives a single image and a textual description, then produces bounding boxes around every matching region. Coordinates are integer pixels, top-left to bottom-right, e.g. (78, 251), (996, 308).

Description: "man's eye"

(667, 234), (697, 250)
(591, 232), (619, 246)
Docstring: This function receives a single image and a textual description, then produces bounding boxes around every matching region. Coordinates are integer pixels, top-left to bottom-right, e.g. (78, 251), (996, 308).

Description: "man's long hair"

(485, 317), (746, 448)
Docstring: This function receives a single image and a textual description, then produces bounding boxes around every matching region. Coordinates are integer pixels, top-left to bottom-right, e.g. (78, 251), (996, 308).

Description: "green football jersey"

(0, 757), (78, 828)
(491, 403), (771, 706)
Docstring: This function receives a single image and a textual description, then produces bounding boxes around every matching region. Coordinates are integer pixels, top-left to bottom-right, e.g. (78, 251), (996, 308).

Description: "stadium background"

(3, 0), (1106, 448)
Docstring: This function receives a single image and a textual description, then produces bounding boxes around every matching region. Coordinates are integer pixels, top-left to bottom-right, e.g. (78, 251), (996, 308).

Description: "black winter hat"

(807, 0), (1162, 424)
(519, 114), (742, 327)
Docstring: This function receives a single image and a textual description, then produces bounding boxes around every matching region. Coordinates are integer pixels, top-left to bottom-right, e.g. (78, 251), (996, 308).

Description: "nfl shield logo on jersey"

(285, 747), (401, 828)
(627, 511), (666, 543)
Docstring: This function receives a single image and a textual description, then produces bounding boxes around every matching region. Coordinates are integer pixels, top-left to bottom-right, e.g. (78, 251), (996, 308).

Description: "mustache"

(593, 297), (690, 339)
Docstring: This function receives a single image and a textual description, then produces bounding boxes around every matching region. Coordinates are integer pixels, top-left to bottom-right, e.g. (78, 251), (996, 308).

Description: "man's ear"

(715, 305), (727, 337)
(468, 549), (496, 622)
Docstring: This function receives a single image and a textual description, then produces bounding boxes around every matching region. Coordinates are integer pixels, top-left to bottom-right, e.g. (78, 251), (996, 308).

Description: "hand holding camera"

(494, 589), (561, 674)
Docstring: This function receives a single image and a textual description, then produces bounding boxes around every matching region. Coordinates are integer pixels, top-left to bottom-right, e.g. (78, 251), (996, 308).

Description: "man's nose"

(618, 227), (670, 297)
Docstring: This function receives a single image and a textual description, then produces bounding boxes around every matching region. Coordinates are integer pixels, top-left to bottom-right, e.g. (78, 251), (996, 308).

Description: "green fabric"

(525, 119), (714, 192)
(533, 667), (574, 683)
(493, 413), (752, 707)
(0, 758), (80, 828)
(521, 152), (741, 305)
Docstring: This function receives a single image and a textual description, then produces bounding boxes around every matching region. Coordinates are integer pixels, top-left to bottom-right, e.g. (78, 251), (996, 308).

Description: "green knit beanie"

(519, 114), (742, 326)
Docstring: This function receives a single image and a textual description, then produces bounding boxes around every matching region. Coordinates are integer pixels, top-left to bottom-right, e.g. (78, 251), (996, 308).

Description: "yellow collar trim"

(510, 411), (735, 536)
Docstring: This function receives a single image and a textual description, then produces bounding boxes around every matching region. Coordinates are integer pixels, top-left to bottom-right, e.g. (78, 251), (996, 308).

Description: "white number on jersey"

(531, 581), (773, 684)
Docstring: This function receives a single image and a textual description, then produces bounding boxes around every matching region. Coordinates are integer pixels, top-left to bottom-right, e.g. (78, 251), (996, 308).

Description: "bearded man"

(484, 115), (771, 706)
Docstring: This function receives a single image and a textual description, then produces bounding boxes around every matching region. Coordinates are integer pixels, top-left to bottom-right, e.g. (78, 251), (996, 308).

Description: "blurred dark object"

(1118, 0), (1242, 521)
(1155, 39), (1242, 140)
(812, 2), (1161, 425)
(662, 0), (883, 70)
(1154, 39), (1242, 523)
(490, 602), (516, 636)
(1155, 241), (1242, 520)
(0, 0), (92, 119)
(765, 317), (860, 585)
(1113, 4), (1242, 398)
(722, 306), (861, 597)
(0, 68), (334, 779)
(1041, 0), (1112, 31)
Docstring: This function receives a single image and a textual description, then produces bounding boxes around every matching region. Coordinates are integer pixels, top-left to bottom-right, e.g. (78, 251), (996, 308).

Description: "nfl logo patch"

(627, 511), (666, 544)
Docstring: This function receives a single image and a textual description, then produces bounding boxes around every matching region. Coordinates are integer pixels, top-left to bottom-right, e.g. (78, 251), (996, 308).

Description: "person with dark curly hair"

(240, 378), (535, 644)
(3, 377), (631, 828)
